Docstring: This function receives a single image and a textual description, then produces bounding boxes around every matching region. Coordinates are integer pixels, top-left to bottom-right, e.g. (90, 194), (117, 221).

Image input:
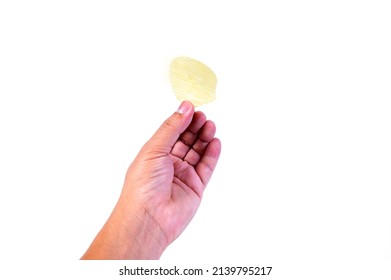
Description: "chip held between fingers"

(170, 57), (217, 107)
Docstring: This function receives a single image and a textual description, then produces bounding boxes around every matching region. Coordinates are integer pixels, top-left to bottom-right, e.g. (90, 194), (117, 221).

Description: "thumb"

(148, 101), (194, 152)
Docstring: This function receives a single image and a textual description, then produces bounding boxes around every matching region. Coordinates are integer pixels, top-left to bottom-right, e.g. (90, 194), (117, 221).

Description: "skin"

(81, 101), (221, 259)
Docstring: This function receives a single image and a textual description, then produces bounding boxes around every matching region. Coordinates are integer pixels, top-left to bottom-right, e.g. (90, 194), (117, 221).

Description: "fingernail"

(176, 101), (192, 114)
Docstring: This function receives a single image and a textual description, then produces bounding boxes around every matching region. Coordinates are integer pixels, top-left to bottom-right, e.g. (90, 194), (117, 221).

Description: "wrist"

(113, 199), (169, 259)
(82, 199), (168, 260)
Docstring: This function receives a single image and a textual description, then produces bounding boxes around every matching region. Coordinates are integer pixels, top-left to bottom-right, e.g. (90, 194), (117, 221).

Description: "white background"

(1, 1), (390, 279)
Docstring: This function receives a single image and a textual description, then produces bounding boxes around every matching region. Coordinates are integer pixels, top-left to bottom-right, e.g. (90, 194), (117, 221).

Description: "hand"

(82, 101), (221, 259)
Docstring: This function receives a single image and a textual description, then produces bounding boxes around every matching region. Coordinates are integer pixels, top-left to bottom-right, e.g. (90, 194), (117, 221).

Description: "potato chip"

(170, 57), (217, 107)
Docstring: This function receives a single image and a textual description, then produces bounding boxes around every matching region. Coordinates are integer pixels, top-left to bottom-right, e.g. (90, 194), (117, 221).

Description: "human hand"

(82, 101), (221, 259)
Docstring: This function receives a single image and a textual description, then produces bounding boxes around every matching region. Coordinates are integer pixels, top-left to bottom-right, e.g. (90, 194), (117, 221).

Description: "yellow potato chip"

(170, 57), (217, 107)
